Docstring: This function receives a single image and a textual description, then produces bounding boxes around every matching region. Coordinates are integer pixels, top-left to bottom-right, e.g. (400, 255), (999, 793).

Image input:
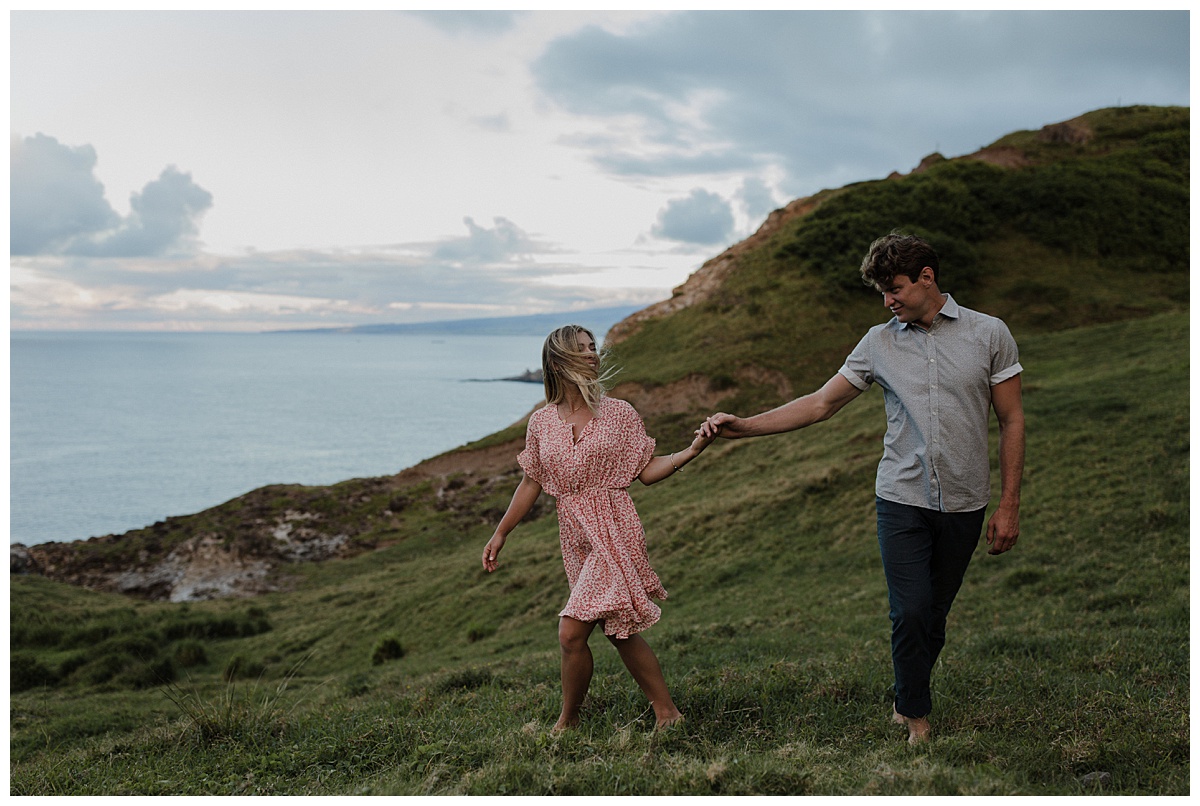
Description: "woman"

(482, 324), (714, 731)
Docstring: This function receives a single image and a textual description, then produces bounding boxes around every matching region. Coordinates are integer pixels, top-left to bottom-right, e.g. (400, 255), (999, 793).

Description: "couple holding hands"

(481, 232), (1025, 744)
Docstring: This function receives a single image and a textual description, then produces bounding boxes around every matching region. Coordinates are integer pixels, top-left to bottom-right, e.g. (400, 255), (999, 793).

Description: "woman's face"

(576, 331), (598, 371)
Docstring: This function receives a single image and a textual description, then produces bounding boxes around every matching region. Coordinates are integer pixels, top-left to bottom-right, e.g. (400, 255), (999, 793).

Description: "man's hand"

(698, 412), (742, 440)
(985, 504), (1019, 555)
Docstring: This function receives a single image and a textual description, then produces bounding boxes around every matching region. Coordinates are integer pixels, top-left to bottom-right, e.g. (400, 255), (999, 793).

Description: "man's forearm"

(741, 394), (829, 436)
(739, 374), (862, 437)
(996, 419), (1025, 508)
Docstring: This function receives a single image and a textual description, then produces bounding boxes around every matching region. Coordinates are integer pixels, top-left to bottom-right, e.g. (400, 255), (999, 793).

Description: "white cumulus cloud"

(11, 133), (212, 258)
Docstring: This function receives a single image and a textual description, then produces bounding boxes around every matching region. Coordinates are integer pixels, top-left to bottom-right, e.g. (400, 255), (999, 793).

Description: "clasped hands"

(696, 412), (736, 441)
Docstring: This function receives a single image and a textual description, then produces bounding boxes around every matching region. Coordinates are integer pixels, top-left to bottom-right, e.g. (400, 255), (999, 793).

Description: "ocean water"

(10, 331), (550, 546)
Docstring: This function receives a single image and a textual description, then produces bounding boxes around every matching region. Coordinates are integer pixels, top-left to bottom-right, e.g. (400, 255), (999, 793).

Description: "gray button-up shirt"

(838, 294), (1022, 512)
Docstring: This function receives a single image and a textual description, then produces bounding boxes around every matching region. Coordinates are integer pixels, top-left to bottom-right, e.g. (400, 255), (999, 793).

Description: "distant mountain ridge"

(268, 304), (644, 338)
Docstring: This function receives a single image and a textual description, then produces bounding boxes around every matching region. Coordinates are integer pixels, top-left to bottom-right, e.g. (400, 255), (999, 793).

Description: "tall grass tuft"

(161, 654), (313, 748)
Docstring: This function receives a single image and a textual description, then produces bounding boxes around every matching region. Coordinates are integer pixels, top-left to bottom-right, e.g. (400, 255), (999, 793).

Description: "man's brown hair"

(860, 231), (939, 289)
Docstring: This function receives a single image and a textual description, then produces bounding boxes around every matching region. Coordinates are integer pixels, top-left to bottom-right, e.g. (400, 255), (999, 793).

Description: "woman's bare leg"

(607, 632), (684, 728)
(555, 616), (597, 731)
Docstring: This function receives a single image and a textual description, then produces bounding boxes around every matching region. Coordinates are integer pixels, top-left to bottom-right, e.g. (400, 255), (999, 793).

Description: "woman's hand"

(698, 412), (741, 439)
(482, 532), (507, 572)
(689, 427), (717, 454)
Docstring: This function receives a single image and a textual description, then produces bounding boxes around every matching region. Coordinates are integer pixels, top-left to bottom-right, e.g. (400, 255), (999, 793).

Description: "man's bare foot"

(892, 707), (931, 745)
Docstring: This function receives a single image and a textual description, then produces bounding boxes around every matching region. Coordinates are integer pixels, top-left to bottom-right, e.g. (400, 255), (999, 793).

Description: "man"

(699, 231), (1025, 744)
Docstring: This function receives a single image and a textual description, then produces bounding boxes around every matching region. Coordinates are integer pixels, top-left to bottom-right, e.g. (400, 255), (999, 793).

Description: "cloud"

(75, 167), (213, 258)
(9, 241), (660, 331)
(532, 10), (1190, 196)
(10, 133), (119, 255)
(11, 133), (212, 257)
(650, 189), (734, 245)
(408, 10), (525, 36)
(150, 288), (374, 317)
(432, 216), (547, 263)
(737, 177), (779, 222)
(472, 112), (512, 133)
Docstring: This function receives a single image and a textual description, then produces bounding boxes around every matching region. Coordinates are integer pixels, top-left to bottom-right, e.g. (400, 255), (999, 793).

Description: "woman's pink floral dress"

(518, 396), (667, 639)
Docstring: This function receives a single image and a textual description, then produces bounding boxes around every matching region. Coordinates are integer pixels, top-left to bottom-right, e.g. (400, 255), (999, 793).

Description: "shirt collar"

(938, 293), (960, 320)
(899, 292), (958, 330)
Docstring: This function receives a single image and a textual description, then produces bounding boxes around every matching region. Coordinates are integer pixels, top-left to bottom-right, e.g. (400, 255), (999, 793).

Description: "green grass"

(10, 311), (1188, 795)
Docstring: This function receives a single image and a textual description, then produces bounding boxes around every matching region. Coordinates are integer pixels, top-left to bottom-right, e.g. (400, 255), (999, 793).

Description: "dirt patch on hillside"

(612, 366), (793, 416)
(1038, 117), (1094, 145)
(396, 436), (526, 483)
(963, 146), (1032, 169)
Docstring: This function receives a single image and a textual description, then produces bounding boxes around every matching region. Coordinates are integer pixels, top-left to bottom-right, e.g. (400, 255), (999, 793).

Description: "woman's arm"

(638, 429), (716, 486)
(482, 474), (543, 571)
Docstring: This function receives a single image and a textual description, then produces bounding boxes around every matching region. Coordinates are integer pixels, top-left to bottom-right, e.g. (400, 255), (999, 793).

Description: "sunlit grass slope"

(11, 311), (1188, 795)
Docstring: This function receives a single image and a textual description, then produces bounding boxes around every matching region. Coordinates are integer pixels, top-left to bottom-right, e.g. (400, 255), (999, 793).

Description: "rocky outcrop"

(109, 534), (279, 602)
(501, 368), (543, 384)
(11, 506), (356, 602)
(10, 543), (34, 575)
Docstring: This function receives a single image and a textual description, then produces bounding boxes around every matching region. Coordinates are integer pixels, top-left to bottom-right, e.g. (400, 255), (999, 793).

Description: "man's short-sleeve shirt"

(837, 294), (1022, 512)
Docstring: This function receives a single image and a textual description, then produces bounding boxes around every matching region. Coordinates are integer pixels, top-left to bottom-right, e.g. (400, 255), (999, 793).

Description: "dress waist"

(558, 486), (628, 504)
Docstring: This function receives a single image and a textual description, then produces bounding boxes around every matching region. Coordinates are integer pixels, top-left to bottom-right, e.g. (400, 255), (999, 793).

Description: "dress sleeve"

(615, 400), (655, 481)
(516, 413), (546, 485)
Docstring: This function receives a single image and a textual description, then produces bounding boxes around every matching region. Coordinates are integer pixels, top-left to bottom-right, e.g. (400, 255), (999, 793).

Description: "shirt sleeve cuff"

(838, 366), (870, 391)
(990, 361), (1023, 386)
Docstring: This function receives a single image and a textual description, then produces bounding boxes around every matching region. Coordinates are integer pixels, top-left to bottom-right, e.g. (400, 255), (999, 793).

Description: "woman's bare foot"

(892, 707), (931, 745)
(552, 715), (580, 733)
(654, 710), (685, 730)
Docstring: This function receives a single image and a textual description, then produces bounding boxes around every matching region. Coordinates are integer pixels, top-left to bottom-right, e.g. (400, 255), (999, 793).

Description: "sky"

(9, 8), (1192, 331)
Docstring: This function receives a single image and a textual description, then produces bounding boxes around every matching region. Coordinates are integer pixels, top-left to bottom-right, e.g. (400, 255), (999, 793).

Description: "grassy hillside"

(10, 311), (1188, 795)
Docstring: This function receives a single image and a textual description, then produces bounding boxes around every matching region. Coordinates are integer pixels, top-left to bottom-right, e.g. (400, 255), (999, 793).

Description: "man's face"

(878, 269), (935, 325)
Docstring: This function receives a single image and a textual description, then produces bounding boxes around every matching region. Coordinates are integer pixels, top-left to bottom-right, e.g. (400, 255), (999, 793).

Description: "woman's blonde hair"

(541, 325), (614, 414)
